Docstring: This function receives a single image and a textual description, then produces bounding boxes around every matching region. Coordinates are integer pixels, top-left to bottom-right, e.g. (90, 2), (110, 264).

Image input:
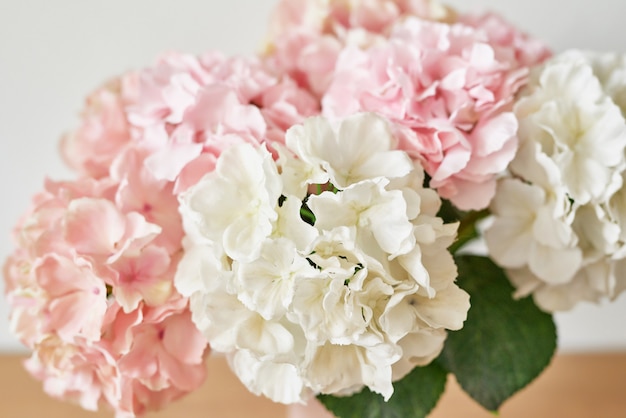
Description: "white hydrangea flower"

(302, 341), (401, 401)
(176, 112), (468, 404)
(515, 54), (626, 204)
(178, 143), (282, 263)
(486, 50), (626, 311)
(285, 113), (414, 189)
(174, 239), (226, 297)
(289, 227), (393, 345)
(235, 238), (317, 320)
(391, 329), (447, 381)
(307, 179), (415, 258)
(579, 50), (626, 115)
(273, 195), (319, 251)
(485, 179), (583, 284)
(229, 349), (311, 404)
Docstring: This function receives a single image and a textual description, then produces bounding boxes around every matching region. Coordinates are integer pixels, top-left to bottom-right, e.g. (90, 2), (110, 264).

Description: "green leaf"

(318, 361), (447, 418)
(438, 255), (557, 411)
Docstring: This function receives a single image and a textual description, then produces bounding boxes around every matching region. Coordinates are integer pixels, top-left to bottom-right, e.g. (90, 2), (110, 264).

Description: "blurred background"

(1, 0), (625, 353)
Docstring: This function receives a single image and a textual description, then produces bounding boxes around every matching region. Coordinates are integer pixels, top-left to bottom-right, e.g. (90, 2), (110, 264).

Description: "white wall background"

(1, 0), (625, 353)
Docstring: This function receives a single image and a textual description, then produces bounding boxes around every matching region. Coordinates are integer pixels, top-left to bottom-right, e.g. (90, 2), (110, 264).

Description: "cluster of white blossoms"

(175, 113), (469, 404)
(485, 50), (626, 311)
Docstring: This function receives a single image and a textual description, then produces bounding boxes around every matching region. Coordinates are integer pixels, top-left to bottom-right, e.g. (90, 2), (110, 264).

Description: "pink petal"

(161, 313), (207, 364)
(64, 198), (126, 256)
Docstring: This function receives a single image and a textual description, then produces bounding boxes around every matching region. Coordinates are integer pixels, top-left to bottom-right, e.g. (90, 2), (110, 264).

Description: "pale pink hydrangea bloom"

(126, 52), (318, 194)
(264, 0), (454, 98)
(4, 176), (208, 417)
(268, 0), (454, 40)
(322, 16), (550, 210)
(61, 51), (319, 191)
(458, 12), (552, 69)
(23, 337), (121, 412)
(265, 30), (343, 99)
(60, 74), (139, 179)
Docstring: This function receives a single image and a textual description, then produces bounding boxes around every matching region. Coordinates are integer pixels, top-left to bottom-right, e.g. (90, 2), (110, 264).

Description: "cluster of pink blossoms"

(4, 51), (317, 416)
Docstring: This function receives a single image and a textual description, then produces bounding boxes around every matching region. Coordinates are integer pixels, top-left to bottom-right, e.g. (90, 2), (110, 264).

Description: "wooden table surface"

(1, 352), (625, 417)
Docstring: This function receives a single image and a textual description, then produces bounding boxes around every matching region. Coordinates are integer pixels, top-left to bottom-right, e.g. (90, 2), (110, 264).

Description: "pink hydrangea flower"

(322, 17), (550, 210)
(459, 12), (552, 69)
(24, 337), (121, 413)
(129, 53), (318, 193)
(4, 177), (208, 417)
(60, 74), (139, 179)
(268, 0), (454, 39)
(265, 30), (343, 98)
(264, 0), (455, 97)
(61, 51), (319, 191)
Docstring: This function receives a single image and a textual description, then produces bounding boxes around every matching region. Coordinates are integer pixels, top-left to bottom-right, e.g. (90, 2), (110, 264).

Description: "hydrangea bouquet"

(5, 0), (626, 417)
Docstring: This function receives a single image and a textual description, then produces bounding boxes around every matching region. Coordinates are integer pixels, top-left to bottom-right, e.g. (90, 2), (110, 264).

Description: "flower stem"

(449, 209), (491, 254)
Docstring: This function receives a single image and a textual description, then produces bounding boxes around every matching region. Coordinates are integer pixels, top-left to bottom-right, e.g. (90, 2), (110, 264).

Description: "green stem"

(449, 209), (491, 254)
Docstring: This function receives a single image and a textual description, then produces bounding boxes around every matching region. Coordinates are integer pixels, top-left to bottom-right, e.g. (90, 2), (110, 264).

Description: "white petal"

(174, 242), (226, 296)
(236, 315), (295, 355)
(412, 284), (470, 330)
(528, 243), (582, 284)
(392, 329), (447, 381)
(229, 350), (308, 404)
